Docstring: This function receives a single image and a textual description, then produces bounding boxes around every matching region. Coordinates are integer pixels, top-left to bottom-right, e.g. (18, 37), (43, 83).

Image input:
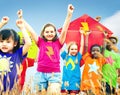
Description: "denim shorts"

(33, 72), (61, 91)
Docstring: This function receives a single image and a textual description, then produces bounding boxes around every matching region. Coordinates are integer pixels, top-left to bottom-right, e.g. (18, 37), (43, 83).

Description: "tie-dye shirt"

(102, 49), (120, 87)
(37, 37), (63, 72)
(81, 52), (105, 92)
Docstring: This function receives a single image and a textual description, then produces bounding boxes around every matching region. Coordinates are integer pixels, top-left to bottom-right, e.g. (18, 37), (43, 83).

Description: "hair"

(67, 42), (79, 54)
(90, 44), (102, 54)
(40, 23), (58, 41)
(0, 29), (20, 53)
(109, 36), (118, 43)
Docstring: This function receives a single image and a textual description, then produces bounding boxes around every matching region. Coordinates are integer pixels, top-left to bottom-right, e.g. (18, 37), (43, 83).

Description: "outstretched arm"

(79, 28), (84, 55)
(59, 4), (74, 44)
(16, 19), (31, 56)
(17, 9), (38, 44)
(0, 16), (9, 28)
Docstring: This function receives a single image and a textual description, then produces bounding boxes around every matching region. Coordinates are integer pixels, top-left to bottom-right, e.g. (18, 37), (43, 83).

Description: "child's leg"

(33, 72), (47, 94)
(47, 82), (61, 95)
(70, 90), (79, 95)
(61, 90), (68, 95)
(46, 72), (61, 95)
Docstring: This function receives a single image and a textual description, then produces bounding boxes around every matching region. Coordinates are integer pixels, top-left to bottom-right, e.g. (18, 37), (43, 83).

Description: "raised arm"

(17, 9), (38, 44)
(59, 4), (74, 44)
(79, 29), (84, 55)
(16, 19), (31, 56)
(0, 16), (9, 28)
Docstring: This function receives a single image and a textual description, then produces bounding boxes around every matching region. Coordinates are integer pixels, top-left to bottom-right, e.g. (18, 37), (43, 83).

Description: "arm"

(16, 19), (32, 56)
(84, 31), (91, 53)
(17, 9), (38, 44)
(0, 16), (9, 28)
(59, 4), (74, 44)
(79, 28), (84, 54)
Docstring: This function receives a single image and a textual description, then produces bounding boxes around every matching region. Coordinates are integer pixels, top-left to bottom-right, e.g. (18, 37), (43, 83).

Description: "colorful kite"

(58, 14), (113, 53)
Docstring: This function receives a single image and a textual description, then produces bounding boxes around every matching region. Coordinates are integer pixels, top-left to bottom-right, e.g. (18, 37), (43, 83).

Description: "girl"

(17, 4), (74, 95)
(61, 29), (84, 95)
(0, 16), (31, 93)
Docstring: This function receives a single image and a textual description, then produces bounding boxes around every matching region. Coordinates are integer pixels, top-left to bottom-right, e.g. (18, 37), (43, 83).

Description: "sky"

(0, 0), (120, 82)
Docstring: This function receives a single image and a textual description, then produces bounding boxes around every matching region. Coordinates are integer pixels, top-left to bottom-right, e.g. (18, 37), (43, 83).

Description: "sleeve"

(37, 36), (42, 47)
(82, 52), (90, 60)
(18, 47), (27, 63)
(115, 53), (120, 69)
(61, 51), (67, 60)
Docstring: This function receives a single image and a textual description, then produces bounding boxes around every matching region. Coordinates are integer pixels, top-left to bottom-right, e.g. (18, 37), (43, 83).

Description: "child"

(0, 16), (31, 93)
(18, 4), (74, 95)
(17, 10), (38, 90)
(61, 29), (84, 95)
(80, 44), (106, 95)
(102, 36), (120, 94)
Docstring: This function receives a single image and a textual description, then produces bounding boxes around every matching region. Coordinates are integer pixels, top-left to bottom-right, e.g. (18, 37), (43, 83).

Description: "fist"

(17, 9), (23, 18)
(1, 16), (9, 24)
(68, 4), (74, 13)
(16, 19), (24, 28)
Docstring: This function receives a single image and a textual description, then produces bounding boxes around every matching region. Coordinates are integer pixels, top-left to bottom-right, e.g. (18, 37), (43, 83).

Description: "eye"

(50, 31), (54, 33)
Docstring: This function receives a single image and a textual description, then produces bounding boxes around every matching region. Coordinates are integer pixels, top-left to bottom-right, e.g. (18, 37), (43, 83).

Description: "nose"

(2, 41), (7, 45)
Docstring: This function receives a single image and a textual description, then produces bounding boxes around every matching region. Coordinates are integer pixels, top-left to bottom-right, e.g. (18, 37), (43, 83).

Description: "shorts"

(33, 72), (61, 91)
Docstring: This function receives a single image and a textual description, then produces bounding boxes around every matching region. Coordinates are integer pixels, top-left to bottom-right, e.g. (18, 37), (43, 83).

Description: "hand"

(68, 4), (74, 13)
(16, 19), (24, 29)
(1, 16), (9, 25)
(17, 9), (23, 19)
(79, 27), (84, 34)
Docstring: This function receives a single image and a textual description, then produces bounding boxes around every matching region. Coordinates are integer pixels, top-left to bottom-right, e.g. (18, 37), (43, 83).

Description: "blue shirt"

(61, 51), (82, 90)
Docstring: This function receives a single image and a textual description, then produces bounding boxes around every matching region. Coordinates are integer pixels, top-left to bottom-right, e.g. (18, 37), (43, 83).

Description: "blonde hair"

(67, 41), (79, 54)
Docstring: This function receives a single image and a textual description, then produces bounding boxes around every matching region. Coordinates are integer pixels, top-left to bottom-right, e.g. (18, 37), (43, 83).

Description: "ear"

(14, 42), (18, 47)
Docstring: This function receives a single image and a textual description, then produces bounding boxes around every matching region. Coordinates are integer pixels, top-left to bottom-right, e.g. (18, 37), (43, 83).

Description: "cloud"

(101, 11), (120, 49)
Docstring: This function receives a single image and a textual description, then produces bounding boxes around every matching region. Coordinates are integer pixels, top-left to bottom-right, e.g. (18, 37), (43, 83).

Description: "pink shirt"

(37, 37), (63, 72)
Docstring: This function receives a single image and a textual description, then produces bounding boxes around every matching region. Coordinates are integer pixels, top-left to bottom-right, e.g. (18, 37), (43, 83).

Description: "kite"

(58, 14), (113, 53)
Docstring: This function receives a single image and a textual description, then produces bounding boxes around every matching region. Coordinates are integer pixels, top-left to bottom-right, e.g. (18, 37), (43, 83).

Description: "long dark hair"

(0, 29), (20, 53)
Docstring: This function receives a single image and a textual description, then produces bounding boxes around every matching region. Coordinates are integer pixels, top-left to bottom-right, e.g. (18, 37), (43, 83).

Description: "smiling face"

(43, 26), (56, 42)
(91, 45), (101, 59)
(68, 43), (78, 56)
(106, 37), (117, 51)
(0, 36), (17, 53)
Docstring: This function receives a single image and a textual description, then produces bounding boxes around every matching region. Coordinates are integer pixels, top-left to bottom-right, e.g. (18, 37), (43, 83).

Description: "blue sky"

(0, 0), (120, 34)
(1, 0), (120, 82)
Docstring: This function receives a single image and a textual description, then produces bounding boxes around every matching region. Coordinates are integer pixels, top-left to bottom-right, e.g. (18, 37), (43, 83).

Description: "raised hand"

(68, 4), (74, 13)
(16, 19), (24, 29)
(17, 9), (23, 19)
(1, 16), (9, 25)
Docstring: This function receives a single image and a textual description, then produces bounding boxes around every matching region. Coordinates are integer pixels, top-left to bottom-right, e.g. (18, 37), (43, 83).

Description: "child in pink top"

(17, 4), (74, 95)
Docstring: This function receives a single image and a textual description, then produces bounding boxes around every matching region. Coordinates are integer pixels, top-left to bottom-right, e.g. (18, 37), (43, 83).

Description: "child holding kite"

(80, 44), (106, 95)
(61, 29), (84, 95)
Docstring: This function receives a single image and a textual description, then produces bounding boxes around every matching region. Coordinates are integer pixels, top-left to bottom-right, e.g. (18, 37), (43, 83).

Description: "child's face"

(0, 37), (16, 53)
(106, 38), (117, 51)
(69, 44), (78, 56)
(43, 26), (56, 41)
(91, 46), (101, 59)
